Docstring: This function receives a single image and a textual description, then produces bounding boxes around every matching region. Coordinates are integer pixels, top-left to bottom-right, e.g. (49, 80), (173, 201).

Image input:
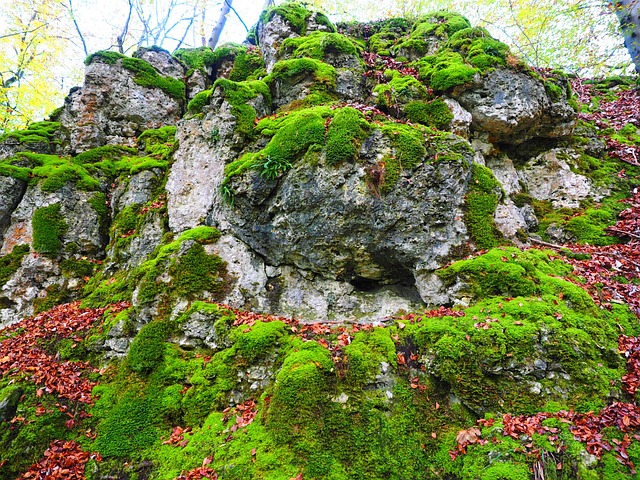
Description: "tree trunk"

(208, 0), (232, 50)
(612, 0), (640, 72)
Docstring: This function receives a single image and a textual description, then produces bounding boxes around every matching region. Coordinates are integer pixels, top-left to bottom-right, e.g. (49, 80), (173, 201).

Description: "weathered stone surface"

(518, 148), (602, 209)
(443, 98), (472, 138)
(186, 69), (210, 101)
(167, 86), (270, 233)
(133, 47), (185, 79)
(0, 176), (27, 242)
(258, 14), (299, 73)
(454, 69), (576, 143)
(0, 385), (23, 422)
(57, 55), (183, 153)
(227, 138), (471, 284)
(1, 183), (106, 256)
(493, 200), (530, 241)
(111, 169), (163, 214)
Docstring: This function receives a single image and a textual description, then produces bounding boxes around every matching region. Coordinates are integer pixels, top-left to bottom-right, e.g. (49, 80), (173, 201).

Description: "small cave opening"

(350, 276), (382, 292)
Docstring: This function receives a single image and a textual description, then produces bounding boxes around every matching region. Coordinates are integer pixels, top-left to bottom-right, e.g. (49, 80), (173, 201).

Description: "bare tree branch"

(225, 0), (249, 32)
(62, 0), (88, 56)
(117, 0), (134, 54)
(208, 0), (232, 50)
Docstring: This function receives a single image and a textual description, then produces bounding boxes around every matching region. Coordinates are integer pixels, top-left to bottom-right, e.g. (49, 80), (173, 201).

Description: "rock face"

(0, 4), (583, 324)
(57, 52), (184, 153)
(454, 69), (575, 143)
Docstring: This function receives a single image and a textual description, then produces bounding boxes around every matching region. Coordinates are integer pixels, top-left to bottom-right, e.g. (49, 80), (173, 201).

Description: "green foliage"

(128, 321), (170, 374)
(418, 51), (479, 91)
(3, 152), (101, 192)
(168, 243), (227, 300)
(33, 284), (70, 313)
(325, 107), (370, 165)
(213, 78), (271, 137)
(85, 50), (125, 65)
(187, 88), (213, 114)
(267, 58), (337, 91)
(0, 244), (29, 286)
(0, 120), (60, 145)
(392, 11), (471, 56)
(374, 70), (430, 112)
(224, 106), (330, 188)
(60, 258), (95, 278)
(465, 163), (504, 249)
(120, 56), (186, 101)
(138, 125), (177, 159)
(173, 46), (216, 71)
(405, 99), (454, 129)
(0, 383), (70, 478)
(74, 145), (137, 165)
(231, 320), (287, 363)
(281, 31), (359, 61)
(260, 2), (335, 35)
(32, 203), (67, 255)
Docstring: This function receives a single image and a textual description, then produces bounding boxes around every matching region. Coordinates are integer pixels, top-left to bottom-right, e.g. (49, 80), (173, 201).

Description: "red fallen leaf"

(431, 432), (437, 439)
(251, 448), (257, 456)
(397, 353), (406, 366)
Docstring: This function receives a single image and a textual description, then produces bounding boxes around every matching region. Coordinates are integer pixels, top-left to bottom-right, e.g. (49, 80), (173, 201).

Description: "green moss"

(405, 99), (453, 129)
(418, 51), (479, 92)
(173, 46), (216, 71)
(128, 321), (171, 374)
(465, 163), (503, 249)
(392, 11), (471, 57)
(344, 327), (396, 385)
(138, 125), (177, 159)
(0, 383), (70, 478)
(0, 120), (60, 145)
(168, 243), (227, 300)
(81, 270), (132, 308)
(380, 122), (427, 170)
(85, 50), (125, 65)
(60, 258), (96, 279)
(32, 203), (67, 255)
(374, 70), (430, 112)
(74, 145), (137, 165)
(92, 383), (163, 458)
(8, 152), (101, 192)
(213, 78), (271, 137)
(33, 284), (70, 313)
(448, 27), (510, 70)
(120, 56), (186, 101)
(325, 107), (370, 165)
(223, 106), (329, 187)
(281, 31), (359, 61)
(88, 191), (108, 232)
(260, 2), (335, 35)
(266, 58), (337, 93)
(0, 244), (29, 286)
(232, 320), (287, 363)
(187, 88), (213, 114)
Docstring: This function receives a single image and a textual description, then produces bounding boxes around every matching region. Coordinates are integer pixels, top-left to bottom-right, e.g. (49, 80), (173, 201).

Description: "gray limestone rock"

(258, 14), (300, 73)
(0, 385), (23, 422)
(0, 176), (27, 242)
(57, 54), (184, 153)
(454, 69), (576, 144)
(518, 148), (602, 209)
(133, 47), (185, 79)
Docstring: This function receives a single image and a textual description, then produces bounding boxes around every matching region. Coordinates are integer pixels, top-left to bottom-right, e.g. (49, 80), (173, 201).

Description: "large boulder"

(453, 69), (576, 143)
(57, 51), (184, 153)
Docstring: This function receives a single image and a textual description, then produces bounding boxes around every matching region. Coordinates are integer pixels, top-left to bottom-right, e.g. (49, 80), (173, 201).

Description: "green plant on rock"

(213, 78), (271, 137)
(280, 31), (360, 61)
(464, 163), (504, 249)
(374, 70), (431, 114)
(260, 2), (335, 35)
(223, 106), (329, 190)
(0, 120), (60, 145)
(392, 11), (471, 57)
(325, 107), (370, 165)
(266, 58), (337, 105)
(0, 244), (29, 286)
(32, 203), (67, 255)
(405, 98), (453, 129)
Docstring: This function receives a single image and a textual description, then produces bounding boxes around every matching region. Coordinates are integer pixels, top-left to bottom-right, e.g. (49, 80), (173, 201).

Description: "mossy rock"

(260, 2), (335, 36)
(373, 70), (431, 114)
(405, 98), (454, 129)
(32, 203), (67, 255)
(0, 120), (60, 147)
(0, 244), (30, 287)
(280, 31), (361, 65)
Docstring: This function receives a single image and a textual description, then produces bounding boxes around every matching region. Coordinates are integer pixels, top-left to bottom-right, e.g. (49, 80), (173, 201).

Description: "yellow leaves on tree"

(0, 0), (82, 132)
